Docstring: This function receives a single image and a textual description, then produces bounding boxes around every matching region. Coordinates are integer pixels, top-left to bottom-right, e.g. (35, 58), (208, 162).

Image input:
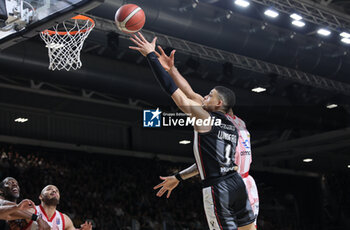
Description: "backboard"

(0, 0), (103, 50)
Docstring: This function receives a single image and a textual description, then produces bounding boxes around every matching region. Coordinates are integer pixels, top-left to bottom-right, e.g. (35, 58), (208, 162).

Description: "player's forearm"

(0, 204), (20, 219)
(168, 67), (198, 100)
(7, 209), (33, 220)
(146, 52), (178, 95)
(178, 163), (199, 180)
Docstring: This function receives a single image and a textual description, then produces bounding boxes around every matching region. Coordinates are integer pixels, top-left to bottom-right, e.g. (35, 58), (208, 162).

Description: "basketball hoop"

(40, 15), (95, 71)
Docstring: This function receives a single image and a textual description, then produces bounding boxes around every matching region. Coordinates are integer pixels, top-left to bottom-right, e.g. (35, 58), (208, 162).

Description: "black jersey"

(193, 111), (238, 182)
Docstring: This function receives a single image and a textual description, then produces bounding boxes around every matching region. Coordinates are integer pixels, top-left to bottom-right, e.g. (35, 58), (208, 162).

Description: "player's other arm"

(153, 163), (199, 198)
(155, 46), (203, 104)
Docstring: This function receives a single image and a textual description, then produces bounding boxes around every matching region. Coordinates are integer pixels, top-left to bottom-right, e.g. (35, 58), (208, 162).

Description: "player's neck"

(41, 203), (57, 219)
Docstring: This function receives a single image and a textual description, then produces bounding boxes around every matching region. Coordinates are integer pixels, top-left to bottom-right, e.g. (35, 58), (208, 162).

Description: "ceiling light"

(317, 28), (331, 36)
(179, 140), (191, 145)
(340, 32), (350, 38)
(303, 158), (313, 163)
(348, 165), (350, 168)
(14, 118), (28, 123)
(251, 87), (266, 93)
(292, 20), (305, 27)
(290, 13), (302, 21)
(326, 104), (338, 109)
(264, 9), (279, 18)
(234, 0), (250, 8)
(341, 37), (350, 44)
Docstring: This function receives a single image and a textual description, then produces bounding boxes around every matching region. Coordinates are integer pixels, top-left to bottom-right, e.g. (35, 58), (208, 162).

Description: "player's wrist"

(174, 172), (184, 182)
(168, 66), (176, 74)
(31, 213), (39, 221)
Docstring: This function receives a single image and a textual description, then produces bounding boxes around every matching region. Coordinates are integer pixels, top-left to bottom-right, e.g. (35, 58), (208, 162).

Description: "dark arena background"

(1, 0), (350, 229)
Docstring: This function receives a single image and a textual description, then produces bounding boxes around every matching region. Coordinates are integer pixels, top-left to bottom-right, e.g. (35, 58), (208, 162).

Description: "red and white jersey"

(226, 114), (252, 176)
(28, 205), (65, 230)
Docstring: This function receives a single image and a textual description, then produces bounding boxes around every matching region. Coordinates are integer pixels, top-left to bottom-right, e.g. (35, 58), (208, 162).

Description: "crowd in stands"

(0, 144), (349, 230)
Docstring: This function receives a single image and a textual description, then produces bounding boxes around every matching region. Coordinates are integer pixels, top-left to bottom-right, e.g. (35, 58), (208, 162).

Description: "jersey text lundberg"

(193, 112), (239, 181)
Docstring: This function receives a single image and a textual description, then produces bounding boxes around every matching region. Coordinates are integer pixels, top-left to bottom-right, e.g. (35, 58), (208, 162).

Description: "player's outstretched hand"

(155, 46), (176, 72)
(80, 221), (92, 230)
(37, 217), (51, 230)
(129, 32), (157, 57)
(153, 176), (180, 198)
(17, 199), (35, 210)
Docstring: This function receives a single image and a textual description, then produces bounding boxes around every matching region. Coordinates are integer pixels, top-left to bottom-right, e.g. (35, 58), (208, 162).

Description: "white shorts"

(242, 175), (259, 226)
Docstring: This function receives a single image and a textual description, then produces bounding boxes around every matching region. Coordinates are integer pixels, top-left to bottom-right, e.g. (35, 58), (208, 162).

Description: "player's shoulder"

(233, 115), (247, 127)
(61, 212), (73, 224)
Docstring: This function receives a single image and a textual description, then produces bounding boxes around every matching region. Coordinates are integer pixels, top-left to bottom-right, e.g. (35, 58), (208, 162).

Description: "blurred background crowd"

(0, 144), (349, 230)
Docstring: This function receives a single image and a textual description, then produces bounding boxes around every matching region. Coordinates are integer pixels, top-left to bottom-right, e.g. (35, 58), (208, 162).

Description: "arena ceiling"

(0, 0), (349, 174)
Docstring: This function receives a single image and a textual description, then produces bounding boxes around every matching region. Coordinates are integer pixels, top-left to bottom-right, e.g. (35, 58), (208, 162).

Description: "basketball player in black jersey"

(130, 33), (255, 230)
(0, 177), (50, 230)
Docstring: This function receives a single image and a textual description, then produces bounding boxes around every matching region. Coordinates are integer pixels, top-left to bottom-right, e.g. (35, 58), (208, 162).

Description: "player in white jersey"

(28, 185), (92, 230)
(226, 113), (259, 226)
(150, 45), (258, 227)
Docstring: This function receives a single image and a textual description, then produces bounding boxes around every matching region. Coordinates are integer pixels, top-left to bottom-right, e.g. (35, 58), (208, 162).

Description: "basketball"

(115, 4), (146, 34)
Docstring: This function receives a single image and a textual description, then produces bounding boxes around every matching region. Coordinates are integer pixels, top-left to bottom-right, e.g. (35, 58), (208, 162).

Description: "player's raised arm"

(129, 33), (211, 132)
(155, 46), (203, 104)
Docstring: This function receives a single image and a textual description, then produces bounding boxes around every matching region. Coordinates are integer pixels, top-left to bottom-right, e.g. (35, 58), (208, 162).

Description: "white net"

(40, 15), (95, 71)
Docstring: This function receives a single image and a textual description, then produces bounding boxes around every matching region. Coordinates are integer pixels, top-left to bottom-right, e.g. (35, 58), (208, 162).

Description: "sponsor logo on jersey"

(242, 139), (250, 149)
(220, 124), (235, 131)
(217, 130), (237, 143)
(220, 166), (236, 173)
(210, 220), (215, 227)
(240, 151), (251, 156)
(143, 108), (162, 127)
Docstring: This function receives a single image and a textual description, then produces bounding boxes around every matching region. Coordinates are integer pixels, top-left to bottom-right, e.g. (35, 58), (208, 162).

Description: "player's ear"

(217, 100), (223, 107)
(39, 194), (42, 201)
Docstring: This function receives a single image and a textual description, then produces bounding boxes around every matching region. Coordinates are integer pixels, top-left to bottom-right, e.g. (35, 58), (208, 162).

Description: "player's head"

(202, 86), (236, 113)
(0, 177), (20, 201)
(39, 185), (60, 207)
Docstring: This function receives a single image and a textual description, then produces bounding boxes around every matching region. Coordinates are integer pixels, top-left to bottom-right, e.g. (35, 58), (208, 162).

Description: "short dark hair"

(214, 86), (236, 113)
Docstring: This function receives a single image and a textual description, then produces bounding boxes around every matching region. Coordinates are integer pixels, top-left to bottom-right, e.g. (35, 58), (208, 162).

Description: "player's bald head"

(40, 185), (60, 206)
(41, 185), (59, 195)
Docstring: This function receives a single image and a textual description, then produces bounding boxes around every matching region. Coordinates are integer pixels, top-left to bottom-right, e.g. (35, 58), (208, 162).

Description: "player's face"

(41, 185), (60, 206)
(202, 89), (222, 112)
(3, 177), (20, 199)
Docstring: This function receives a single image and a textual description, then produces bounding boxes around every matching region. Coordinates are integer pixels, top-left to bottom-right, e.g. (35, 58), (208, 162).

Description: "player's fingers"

(138, 32), (148, 43)
(129, 46), (141, 51)
(170, 50), (176, 59)
(154, 51), (161, 58)
(167, 190), (172, 198)
(151, 37), (157, 45)
(159, 176), (167, 180)
(133, 33), (144, 44)
(129, 37), (142, 47)
(157, 46), (166, 55)
(157, 188), (166, 197)
(153, 181), (165, 189)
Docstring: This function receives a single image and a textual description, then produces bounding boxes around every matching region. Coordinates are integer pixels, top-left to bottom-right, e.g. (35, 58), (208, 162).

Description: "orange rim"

(41, 15), (95, 36)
